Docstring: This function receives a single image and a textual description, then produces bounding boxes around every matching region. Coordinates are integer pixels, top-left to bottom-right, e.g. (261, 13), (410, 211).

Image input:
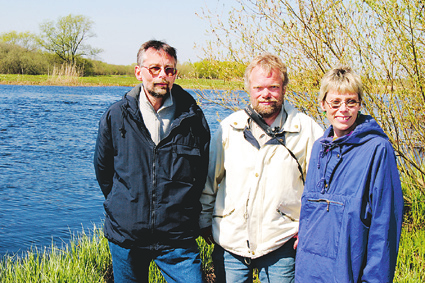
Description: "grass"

(1, 222), (423, 282)
(0, 226), (215, 283)
(395, 228), (425, 282)
(0, 225), (111, 283)
(0, 74), (244, 90)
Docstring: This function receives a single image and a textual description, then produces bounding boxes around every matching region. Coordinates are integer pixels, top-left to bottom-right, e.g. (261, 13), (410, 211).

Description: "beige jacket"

(199, 103), (323, 258)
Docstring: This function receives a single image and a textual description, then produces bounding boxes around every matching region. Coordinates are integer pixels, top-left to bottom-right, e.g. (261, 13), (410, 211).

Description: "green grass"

(395, 228), (425, 282)
(0, 227), (215, 283)
(1, 224), (423, 282)
(0, 225), (111, 283)
(0, 74), (244, 90)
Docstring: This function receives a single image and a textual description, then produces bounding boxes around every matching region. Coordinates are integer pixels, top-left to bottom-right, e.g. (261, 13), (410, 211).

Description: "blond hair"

(244, 53), (289, 90)
(319, 66), (363, 102)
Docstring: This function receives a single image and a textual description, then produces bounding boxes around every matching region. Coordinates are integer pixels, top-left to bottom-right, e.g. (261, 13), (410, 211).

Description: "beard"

(252, 97), (283, 118)
(145, 81), (171, 98)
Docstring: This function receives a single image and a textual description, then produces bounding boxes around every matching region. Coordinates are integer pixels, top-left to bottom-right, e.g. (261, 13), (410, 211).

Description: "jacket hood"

(315, 114), (390, 195)
(320, 114), (388, 148)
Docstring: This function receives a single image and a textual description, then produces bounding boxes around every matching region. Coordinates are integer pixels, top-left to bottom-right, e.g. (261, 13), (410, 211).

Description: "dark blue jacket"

(295, 114), (403, 283)
(94, 84), (210, 250)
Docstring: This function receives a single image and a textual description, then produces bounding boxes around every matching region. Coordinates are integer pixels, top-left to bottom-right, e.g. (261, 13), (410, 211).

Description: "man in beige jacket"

(199, 53), (323, 283)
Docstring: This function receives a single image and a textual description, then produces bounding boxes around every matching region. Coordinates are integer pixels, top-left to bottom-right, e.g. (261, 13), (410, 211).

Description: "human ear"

(320, 100), (326, 111)
(134, 65), (143, 81)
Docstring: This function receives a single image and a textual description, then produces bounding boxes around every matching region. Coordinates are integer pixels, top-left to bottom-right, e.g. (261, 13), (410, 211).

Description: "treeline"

(0, 42), (134, 76)
(178, 60), (246, 80)
(0, 41), (247, 80)
(1, 12), (247, 79)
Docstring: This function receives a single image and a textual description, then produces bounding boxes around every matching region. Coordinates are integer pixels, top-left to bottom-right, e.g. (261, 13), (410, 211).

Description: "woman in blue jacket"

(295, 66), (404, 282)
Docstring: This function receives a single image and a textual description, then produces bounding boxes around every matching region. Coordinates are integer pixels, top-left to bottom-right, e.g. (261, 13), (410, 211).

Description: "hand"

(200, 226), (215, 245)
(293, 233), (298, 249)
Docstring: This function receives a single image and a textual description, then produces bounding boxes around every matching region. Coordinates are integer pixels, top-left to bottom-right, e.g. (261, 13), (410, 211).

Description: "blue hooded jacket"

(295, 114), (403, 283)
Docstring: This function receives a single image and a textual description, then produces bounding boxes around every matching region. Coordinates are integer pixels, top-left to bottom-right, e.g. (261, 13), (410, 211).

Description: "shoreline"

(0, 74), (244, 90)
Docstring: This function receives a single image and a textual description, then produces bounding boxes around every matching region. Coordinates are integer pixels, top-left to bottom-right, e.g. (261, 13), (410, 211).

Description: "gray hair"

(136, 40), (177, 66)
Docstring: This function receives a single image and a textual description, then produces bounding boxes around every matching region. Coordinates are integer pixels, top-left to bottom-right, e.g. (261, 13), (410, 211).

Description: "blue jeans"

(212, 239), (296, 283)
(109, 241), (204, 283)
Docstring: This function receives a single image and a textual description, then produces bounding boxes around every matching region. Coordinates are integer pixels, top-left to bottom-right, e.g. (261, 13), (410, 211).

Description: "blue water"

(0, 84), (234, 256)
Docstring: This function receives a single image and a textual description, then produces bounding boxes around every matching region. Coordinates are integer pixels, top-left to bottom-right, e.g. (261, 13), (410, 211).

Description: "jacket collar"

(123, 83), (199, 121)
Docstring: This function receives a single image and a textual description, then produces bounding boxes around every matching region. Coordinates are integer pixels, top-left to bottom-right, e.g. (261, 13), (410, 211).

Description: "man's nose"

(261, 90), (272, 98)
(158, 68), (168, 78)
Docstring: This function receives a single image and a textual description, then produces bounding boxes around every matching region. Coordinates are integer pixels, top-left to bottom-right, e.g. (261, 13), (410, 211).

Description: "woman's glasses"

(142, 66), (177, 77)
(325, 99), (361, 109)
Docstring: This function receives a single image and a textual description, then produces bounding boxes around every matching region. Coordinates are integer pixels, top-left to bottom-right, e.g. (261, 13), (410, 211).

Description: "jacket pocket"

(276, 200), (300, 222)
(300, 197), (345, 259)
(171, 144), (201, 183)
(276, 208), (296, 222)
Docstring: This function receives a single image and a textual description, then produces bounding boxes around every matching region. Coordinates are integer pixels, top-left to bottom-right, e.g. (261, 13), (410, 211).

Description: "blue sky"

(0, 0), (233, 65)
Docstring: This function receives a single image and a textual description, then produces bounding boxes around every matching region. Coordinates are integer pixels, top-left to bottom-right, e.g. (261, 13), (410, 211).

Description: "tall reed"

(47, 63), (82, 85)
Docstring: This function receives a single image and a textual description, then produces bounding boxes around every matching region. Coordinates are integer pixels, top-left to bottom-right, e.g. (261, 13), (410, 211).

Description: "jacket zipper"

(308, 199), (343, 212)
(151, 147), (157, 230)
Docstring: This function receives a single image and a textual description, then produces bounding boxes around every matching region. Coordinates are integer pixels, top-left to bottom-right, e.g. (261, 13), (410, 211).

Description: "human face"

(134, 48), (177, 98)
(249, 66), (284, 123)
(321, 90), (361, 138)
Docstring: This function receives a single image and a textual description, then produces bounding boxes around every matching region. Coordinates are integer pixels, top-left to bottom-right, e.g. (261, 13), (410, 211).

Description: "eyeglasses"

(142, 65), (177, 77)
(325, 99), (361, 109)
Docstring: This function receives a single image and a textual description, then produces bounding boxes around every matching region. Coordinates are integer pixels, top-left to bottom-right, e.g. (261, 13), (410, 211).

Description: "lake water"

(0, 84), (234, 256)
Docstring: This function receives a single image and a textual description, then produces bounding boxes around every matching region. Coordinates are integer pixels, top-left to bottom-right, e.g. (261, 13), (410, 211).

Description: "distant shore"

(0, 74), (244, 90)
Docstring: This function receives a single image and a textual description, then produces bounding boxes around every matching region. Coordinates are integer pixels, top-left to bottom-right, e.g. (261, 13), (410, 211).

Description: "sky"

(0, 0), (233, 65)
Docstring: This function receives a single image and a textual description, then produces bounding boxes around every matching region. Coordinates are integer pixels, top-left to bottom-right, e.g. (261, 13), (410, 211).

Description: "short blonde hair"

(244, 53), (289, 90)
(319, 66), (363, 102)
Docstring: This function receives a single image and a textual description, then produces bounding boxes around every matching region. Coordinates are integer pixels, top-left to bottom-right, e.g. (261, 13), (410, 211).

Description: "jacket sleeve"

(361, 142), (404, 282)
(93, 111), (115, 198)
(199, 123), (225, 229)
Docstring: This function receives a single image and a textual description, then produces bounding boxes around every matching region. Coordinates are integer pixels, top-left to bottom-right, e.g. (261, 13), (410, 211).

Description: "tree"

(0, 31), (39, 51)
(38, 14), (102, 65)
(200, 1), (425, 254)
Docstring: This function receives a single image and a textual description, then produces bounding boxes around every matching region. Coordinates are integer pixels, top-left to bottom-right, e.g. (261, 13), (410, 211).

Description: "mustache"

(257, 98), (278, 103)
(153, 80), (169, 84)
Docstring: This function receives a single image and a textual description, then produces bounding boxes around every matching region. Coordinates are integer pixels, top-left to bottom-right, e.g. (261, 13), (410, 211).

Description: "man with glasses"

(94, 40), (210, 282)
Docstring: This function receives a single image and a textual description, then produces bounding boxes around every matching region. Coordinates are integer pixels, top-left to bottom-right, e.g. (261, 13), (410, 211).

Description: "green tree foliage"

(86, 60), (134, 76)
(201, 0), (425, 206)
(38, 14), (102, 65)
(0, 31), (39, 51)
(192, 59), (246, 80)
(0, 43), (50, 75)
